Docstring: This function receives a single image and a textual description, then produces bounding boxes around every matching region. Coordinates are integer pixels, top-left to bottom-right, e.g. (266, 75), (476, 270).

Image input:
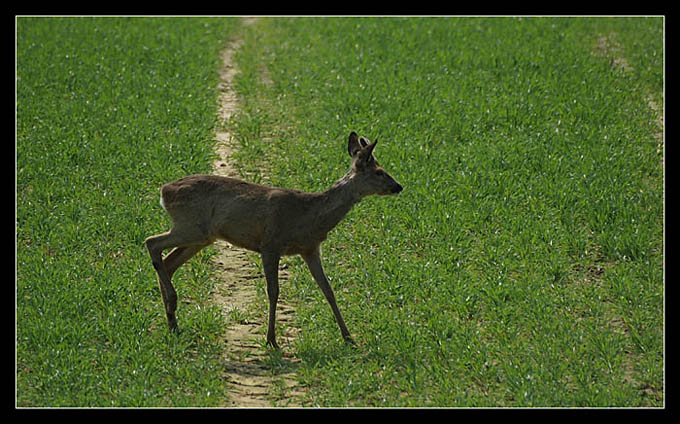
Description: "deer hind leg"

(145, 230), (209, 331)
(301, 246), (354, 345)
(164, 244), (207, 279)
(261, 251), (281, 349)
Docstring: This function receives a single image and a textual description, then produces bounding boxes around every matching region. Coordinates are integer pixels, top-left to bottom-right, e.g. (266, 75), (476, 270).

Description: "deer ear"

(358, 136), (369, 148)
(364, 139), (378, 160)
(348, 132), (362, 157)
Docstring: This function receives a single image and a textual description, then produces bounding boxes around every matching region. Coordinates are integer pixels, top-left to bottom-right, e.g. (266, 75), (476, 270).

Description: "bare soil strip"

(591, 31), (664, 402)
(594, 32), (633, 72)
(210, 19), (304, 408)
(593, 32), (664, 158)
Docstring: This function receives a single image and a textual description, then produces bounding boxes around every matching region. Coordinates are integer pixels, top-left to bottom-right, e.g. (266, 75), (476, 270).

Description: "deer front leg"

(261, 251), (281, 349)
(302, 246), (354, 345)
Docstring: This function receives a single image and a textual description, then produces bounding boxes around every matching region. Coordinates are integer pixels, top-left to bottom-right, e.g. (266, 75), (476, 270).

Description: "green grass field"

(17, 17), (663, 407)
(17, 17), (239, 406)
(230, 17), (664, 407)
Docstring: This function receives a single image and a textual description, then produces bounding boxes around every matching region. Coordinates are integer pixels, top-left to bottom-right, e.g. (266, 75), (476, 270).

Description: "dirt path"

(593, 32), (664, 161)
(591, 31), (664, 403)
(210, 18), (304, 408)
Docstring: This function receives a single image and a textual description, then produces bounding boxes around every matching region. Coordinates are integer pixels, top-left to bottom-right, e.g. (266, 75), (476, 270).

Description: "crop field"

(17, 17), (663, 407)
(16, 17), (239, 406)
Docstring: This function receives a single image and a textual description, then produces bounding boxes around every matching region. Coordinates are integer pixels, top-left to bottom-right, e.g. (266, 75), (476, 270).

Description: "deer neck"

(313, 171), (361, 234)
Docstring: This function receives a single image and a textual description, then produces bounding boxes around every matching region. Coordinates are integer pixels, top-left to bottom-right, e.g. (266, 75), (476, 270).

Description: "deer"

(145, 132), (403, 348)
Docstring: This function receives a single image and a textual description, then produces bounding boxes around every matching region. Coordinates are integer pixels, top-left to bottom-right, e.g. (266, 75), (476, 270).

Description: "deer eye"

(376, 169), (385, 177)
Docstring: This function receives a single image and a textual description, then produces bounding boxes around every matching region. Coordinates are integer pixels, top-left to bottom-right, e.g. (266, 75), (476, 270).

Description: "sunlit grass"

(231, 17), (663, 407)
(16, 17), (237, 406)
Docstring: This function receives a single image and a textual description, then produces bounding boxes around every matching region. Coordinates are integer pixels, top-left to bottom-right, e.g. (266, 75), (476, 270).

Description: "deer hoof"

(266, 338), (280, 350)
(167, 314), (178, 332)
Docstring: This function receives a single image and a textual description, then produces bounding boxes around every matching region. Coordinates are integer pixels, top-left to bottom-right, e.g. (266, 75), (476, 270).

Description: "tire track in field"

(210, 17), (304, 407)
(591, 31), (664, 403)
(593, 32), (664, 163)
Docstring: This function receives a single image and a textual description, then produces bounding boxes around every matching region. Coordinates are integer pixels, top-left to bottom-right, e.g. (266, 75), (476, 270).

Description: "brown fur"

(145, 132), (402, 348)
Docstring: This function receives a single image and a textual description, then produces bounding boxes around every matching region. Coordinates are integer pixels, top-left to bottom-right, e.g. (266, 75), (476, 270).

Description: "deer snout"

(391, 182), (403, 194)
